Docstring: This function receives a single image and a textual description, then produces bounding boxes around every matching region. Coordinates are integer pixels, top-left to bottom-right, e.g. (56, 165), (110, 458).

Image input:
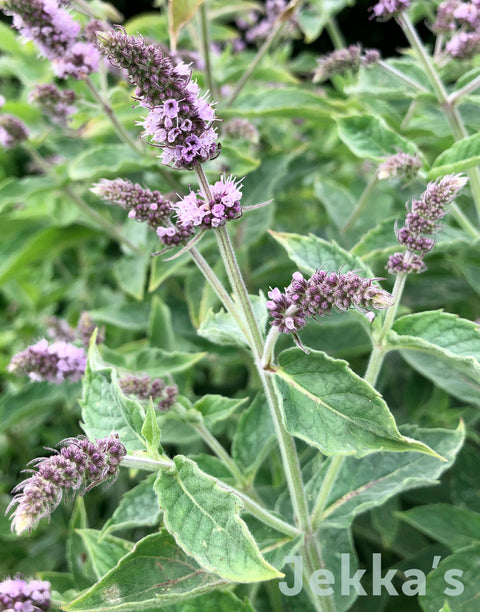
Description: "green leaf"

(168, 0), (205, 43)
(124, 13), (168, 41)
(89, 303), (150, 331)
(398, 504), (480, 552)
(389, 310), (480, 404)
(197, 293), (267, 347)
(177, 590), (255, 611)
(113, 253), (149, 301)
(0, 225), (93, 287)
(64, 532), (226, 611)
(102, 346), (205, 378)
(102, 474), (161, 537)
(142, 402), (162, 457)
(419, 544), (480, 612)
(269, 230), (373, 276)
(193, 394), (247, 428)
(313, 179), (355, 230)
(336, 115), (418, 161)
(68, 145), (155, 181)
(76, 530), (133, 580)
(149, 252), (190, 292)
(232, 394), (275, 474)
(428, 132), (480, 178)
(148, 296), (175, 350)
(311, 424), (464, 528)
(276, 348), (442, 457)
(223, 88), (340, 120)
(80, 344), (145, 451)
(154, 455), (283, 582)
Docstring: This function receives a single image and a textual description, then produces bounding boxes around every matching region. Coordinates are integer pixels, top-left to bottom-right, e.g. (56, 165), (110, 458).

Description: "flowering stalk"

(395, 12), (480, 223)
(8, 435), (126, 534)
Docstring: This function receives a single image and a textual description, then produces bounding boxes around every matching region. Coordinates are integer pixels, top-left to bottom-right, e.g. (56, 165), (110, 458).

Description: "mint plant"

(1, 1), (480, 611)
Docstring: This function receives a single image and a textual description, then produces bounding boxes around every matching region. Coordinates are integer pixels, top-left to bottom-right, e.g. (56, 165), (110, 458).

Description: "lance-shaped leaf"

(102, 474), (161, 537)
(419, 543), (480, 612)
(336, 114), (418, 161)
(276, 348), (441, 457)
(64, 532), (226, 611)
(154, 455), (283, 583)
(168, 0), (205, 49)
(80, 343), (145, 451)
(269, 231), (373, 277)
(76, 530), (133, 580)
(309, 425), (464, 529)
(388, 310), (480, 404)
(398, 504), (480, 552)
(428, 132), (480, 178)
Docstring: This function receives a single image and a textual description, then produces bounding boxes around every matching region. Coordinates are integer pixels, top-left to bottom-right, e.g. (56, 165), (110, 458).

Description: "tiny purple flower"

(119, 375), (178, 411)
(0, 576), (50, 611)
(8, 339), (86, 383)
(370, 0), (410, 20)
(0, 114), (29, 148)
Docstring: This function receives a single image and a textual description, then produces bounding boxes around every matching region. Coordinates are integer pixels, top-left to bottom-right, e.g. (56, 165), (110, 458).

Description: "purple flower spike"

(29, 83), (77, 125)
(1, 0), (99, 79)
(8, 339), (86, 383)
(370, 0), (410, 20)
(0, 114), (29, 148)
(119, 375), (178, 411)
(7, 434), (126, 535)
(96, 28), (221, 170)
(313, 45), (380, 83)
(267, 270), (393, 334)
(0, 576), (50, 611)
(387, 174), (468, 274)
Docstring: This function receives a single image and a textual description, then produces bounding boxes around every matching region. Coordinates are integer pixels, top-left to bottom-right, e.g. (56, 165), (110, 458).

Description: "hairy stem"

(195, 164), (335, 611)
(377, 59), (429, 93)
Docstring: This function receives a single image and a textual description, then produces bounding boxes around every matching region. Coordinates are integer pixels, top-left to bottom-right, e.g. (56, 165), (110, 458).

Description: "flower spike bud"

(370, 0), (411, 20)
(0, 114), (28, 148)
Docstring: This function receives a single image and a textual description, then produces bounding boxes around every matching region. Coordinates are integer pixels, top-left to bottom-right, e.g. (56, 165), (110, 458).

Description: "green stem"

(188, 246), (251, 340)
(449, 202), (480, 239)
(26, 147), (142, 253)
(377, 59), (429, 93)
(364, 265), (409, 387)
(325, 19), (345, 50)
(194, 164), (335, 610)
(448, 73), (480, 105)
(173, 402), (248, 486)
(342, 173), (379, 234)
(199, 2), (216, 99)
(400, 99), (418, 130)
(85, 77), (142, 154)
(122, 454), (300, 538)
(310, 455), (344, 528)
(398, 14), (480, 223)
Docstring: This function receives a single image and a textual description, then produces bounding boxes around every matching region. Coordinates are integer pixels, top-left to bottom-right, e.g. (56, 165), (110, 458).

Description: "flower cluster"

(313, 45), (380, 83)
(8, 339), (87, 383)
(0, 576), (50, 611)
(29, 83), (76, 125)
(377, 151), (421, 180)
(96, 28), (220, 170)
(370, 0), (411, 20)
(174, 176), (243, 230)
(239, 0), (293, 44)
(0, 113), (29, 148)
(267, 270), (393, 334)
(387, 174), (468, 274)
(1, 0), (99, 79)
(8, 435), (126, 535)
(433, 1), (480, 58)
(119, 375), (178, 411)
(91, 178), (195, 247)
